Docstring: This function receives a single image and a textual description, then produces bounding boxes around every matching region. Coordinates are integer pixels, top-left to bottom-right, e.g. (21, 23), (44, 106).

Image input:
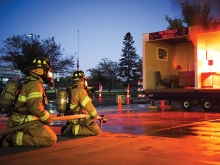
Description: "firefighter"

(0, 57), (57, 147)
(61, 70), (100, 137)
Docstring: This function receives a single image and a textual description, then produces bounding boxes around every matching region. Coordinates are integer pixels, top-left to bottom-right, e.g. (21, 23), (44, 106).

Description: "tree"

(87, 68), (108, 86)
(181, 1), (213, 27)
(165, 0), (217, 29)
(0, 34), (75, 76)
(87, 58), (119, 92)
(118, 32), (141, 85)
(165, 15), (184, 29)
(136, 57), (143, 78)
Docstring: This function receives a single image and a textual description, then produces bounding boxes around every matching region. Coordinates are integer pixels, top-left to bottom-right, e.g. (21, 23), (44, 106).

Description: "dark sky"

(0, 0), (181, 75)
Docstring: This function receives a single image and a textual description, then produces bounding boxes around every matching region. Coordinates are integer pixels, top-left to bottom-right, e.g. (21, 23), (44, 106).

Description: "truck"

(142, 25), (220, 111)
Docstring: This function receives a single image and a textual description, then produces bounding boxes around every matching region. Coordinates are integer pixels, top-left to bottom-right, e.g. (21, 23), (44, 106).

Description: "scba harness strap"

(66, 85), (95, 114)
(5, 78), (33, 117)
(65, 85), (80, 115)
(5, 77), (46, 117)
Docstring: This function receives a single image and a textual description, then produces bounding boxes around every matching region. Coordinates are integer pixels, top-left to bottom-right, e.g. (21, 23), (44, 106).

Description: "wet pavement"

(1, 100), (220, 164)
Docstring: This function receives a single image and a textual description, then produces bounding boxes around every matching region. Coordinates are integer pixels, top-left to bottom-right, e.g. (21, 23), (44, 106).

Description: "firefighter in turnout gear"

(0, 57), (57, 147)
(61, 70), (100, 137)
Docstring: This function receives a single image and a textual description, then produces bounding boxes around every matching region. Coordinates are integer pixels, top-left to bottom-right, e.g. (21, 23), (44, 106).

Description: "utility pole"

(77, 29), (79, 70)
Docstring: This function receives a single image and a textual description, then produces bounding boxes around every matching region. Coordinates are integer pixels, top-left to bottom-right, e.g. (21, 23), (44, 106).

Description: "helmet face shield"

(44, 67), (54, 87)
(47, 68), (53, 79)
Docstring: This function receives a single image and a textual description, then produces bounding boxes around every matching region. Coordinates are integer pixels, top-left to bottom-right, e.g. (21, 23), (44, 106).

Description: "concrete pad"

(1, 132), (219, 165)
(1, 104), (220, 165)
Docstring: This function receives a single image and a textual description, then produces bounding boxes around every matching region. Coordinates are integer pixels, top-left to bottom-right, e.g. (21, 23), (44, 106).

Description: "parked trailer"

(145, 89), (220, 111)
(142, 25), (220, 111)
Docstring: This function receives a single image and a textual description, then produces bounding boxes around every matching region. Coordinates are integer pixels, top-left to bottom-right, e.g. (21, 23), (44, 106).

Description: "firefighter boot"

(61, 123), (73, 137)
(0, 133), (14, 148)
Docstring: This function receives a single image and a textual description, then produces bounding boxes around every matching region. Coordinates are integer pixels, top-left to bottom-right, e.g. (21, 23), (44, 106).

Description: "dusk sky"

(0, 0), (184, 76)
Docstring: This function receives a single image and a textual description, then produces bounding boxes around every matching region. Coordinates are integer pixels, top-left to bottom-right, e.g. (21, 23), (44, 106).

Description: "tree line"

(0, 32), (141, 91)
(87, 32), (142, 92)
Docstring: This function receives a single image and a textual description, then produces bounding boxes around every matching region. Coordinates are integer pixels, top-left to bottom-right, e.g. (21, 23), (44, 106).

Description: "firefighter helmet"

(25, 57), (50, 71)
(25, 57), (54, 86)
(72, 70), (85, 81)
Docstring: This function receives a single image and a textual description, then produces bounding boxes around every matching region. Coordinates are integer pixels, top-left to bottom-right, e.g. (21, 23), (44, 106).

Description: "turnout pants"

(71, 120), (100, 136)
(12, 122), (57, 147)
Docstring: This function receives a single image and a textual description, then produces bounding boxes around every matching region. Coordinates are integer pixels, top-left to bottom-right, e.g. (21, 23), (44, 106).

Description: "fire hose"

(0, 114), (107, 136)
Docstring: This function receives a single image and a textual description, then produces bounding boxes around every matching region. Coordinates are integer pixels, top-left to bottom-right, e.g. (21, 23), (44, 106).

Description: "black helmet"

(72, 70), (85, 81)
(25, 57), (54, 86)
(25, 57), (50, 71)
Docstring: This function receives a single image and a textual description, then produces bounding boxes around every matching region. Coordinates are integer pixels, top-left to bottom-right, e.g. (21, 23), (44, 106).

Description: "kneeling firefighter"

(61, 70), (100, 137)
(0, 57), (57, 147)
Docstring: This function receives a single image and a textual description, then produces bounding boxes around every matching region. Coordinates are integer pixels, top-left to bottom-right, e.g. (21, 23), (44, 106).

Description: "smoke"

(171, 0), (220, 19)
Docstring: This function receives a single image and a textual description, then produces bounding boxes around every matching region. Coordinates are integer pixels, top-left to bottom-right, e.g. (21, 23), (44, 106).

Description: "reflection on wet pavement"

(45, 99), (220, 143)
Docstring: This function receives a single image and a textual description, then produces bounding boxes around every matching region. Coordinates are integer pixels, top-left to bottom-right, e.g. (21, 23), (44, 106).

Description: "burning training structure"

(142, 24), (220, 111)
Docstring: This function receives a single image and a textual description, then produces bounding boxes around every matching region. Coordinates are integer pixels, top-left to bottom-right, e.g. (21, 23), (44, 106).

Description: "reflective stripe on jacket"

(7, 75), (51, 127)
(69, 81), (98, 119)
